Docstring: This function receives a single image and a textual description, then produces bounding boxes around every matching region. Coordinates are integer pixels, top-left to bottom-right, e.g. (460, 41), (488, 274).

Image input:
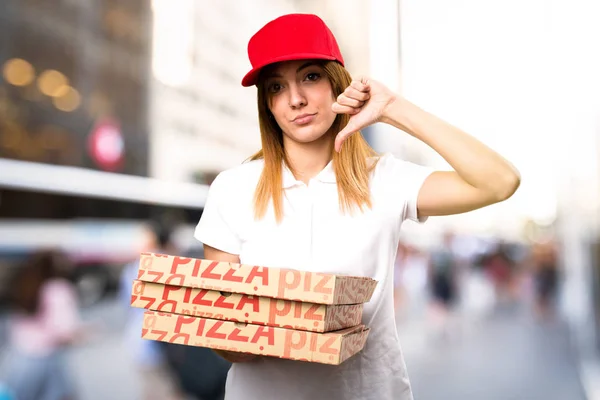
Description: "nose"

(287, 84), (306, 109)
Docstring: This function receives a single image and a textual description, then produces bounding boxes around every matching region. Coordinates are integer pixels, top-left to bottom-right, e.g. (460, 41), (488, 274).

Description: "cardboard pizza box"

(131, 280), (363, 333)
(137, 252), (377, 305)
(141, 310), (370, 365)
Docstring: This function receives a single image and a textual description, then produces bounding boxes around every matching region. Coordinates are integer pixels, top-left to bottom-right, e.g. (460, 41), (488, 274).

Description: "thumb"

(335, 120), (359, 152)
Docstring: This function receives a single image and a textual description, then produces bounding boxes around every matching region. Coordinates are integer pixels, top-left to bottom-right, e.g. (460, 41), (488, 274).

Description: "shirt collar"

(282, 160), (336, 189)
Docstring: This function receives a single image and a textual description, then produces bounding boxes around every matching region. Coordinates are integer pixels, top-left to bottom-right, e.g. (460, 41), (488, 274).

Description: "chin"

(287, 123), (332, 144)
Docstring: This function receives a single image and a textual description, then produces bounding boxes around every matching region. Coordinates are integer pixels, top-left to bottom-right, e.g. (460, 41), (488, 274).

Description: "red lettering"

(143, 313), (156, 329)
(151, 329), (168, 341)
(157, 300), (177, 313)
(251, 326), (275, 345)
(228, 328), (250, 342)
(303, 304), (323, 321)
(192, 289), (212, 306)
(132, 280), (144, 295)
(161, 285), (182, 300)
(314, 273), (333, 294)
(196, 318), (207, 336)
(319, 336), (338, 354)
(293, 302), (302, 319)
(182, 287), (192, 303)
(140, 256), (153, 269)
(201, 261), (221, 280)
(303, 272), (312, 292)
(309, 332), (318, 351)
(268, 299), (291, 325)
(191, 259), (202, 277)
(283, 330), (307, 358)
(169, 333), (190, 345)
(136, 269), (144, 279)
(277, 270), (301, 298)
(174, 315), (196, 333)
(346, 280), (361, 303)
(146, 270), (164, 283)
(206, 321), (227, 339)
(139, 296), (156, 309)
(246, 266), (269, 286)
(170, 257), (192, 274)
(165, 274), (185, 286)
(333, 305), (360, 328)
(236, 295), (260, 312)
(213, 294), (235, 309)
(222, 267), (244, 282)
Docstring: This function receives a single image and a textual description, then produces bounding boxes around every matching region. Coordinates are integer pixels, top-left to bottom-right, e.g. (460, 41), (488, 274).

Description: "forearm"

(382, 99), (520, 200)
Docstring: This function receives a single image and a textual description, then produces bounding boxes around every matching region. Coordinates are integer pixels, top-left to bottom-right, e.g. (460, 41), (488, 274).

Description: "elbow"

(493, 170), (521, 202)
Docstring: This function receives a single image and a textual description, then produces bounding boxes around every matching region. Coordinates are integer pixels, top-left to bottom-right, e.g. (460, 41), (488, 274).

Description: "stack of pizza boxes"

(131, 253), (378, 365)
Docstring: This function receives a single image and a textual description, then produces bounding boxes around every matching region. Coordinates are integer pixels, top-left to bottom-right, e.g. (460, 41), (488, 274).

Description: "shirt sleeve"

(376, 153), (435, 224)
(194, 171), (242, 255)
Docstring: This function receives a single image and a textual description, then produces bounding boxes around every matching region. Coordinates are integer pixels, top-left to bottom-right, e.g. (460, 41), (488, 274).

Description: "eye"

(305, 72), (321, 82)
(267, 82), (282, 94)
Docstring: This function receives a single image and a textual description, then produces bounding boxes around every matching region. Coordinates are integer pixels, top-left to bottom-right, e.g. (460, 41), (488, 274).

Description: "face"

(263, 60), (337, 145)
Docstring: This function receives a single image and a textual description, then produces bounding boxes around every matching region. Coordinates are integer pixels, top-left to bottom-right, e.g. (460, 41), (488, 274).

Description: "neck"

(283, 134), (333, 184)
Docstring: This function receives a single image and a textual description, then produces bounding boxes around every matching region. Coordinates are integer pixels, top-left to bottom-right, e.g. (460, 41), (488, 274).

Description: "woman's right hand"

(213, 349), (258, 363)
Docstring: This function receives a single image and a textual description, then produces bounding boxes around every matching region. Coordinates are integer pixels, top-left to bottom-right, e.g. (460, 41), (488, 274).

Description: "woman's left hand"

(332, 77), (397, 152)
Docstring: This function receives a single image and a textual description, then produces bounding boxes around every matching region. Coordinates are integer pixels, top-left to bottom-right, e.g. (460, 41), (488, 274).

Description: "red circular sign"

(88, 119), (124, 171)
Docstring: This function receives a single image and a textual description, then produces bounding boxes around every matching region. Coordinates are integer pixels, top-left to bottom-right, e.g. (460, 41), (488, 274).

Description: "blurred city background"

(0, 0), (599, 399)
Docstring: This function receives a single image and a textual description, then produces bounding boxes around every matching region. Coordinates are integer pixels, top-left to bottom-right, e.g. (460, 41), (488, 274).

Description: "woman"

(195, 13), (520, 400)
(3, 250), (84, 400)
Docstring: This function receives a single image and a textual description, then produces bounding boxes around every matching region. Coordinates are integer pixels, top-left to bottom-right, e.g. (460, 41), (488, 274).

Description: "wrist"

(381, 97), (420, 134)
(381, 97), (408, 125)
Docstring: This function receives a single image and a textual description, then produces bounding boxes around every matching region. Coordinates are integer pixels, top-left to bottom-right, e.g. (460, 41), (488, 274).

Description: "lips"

(292, 113), (316, 125)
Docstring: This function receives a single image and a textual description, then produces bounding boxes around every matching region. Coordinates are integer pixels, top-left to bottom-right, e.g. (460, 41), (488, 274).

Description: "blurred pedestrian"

(531, 241), (559, 321)
(194, 12), (520, 400)
(119, 223), (183, 400)
(483, 241), (517, 309)
(160, 343), (231, 400)
(427, 233), (459, 338)
(2, 250), (87, 400)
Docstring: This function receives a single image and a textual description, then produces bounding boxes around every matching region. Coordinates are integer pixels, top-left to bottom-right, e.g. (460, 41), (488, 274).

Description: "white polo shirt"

(195, 153), (433, 400)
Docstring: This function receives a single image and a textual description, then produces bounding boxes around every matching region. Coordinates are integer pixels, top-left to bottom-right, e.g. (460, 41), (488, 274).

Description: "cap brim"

(241, 53), (337, 87)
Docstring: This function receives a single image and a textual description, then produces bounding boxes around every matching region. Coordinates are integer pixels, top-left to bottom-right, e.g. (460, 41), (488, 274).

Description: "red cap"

(241, 14), (345, 87)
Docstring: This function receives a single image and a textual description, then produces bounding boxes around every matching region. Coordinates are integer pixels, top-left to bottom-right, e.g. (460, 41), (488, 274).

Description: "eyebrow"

(265, 62), (318, 79)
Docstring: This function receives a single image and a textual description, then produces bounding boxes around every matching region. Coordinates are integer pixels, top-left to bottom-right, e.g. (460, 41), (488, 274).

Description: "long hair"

(248, 60), (379, 222)
(9, 249), (71, 315)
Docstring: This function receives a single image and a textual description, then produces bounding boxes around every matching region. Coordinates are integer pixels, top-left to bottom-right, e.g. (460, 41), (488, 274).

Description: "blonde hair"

(247, 61), (379, 222)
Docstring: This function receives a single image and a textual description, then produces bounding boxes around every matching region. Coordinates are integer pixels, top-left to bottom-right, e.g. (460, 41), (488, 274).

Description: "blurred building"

(0, 0), (155, 221)
(0, 0), (201, 306)
(0, 0), (151, 178)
